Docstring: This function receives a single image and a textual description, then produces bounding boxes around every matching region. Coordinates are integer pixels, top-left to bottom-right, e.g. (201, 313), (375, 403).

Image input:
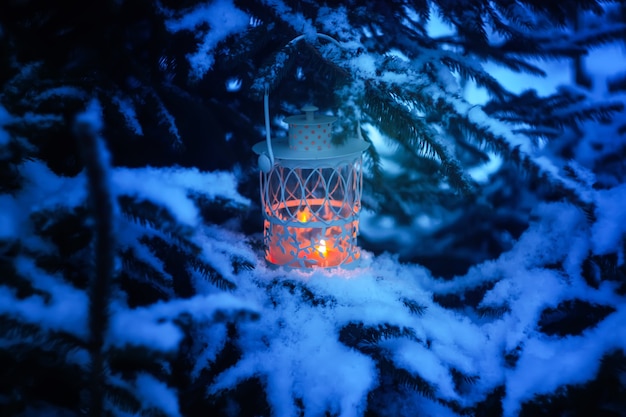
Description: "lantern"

(253, 92), (369, 269)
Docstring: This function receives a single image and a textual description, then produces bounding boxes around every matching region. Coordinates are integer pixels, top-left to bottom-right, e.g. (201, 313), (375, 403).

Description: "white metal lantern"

(253, 92), (369, 269)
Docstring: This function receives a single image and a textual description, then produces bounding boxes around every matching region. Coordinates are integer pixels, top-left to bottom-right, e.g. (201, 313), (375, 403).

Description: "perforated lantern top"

(285, 104), (336, 152)
(252, 105), (369, 168)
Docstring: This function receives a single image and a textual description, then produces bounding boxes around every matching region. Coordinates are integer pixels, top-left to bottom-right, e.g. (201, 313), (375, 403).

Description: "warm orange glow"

(298, 208), (309, 223)
(264, 200), (360, 268)
(265, 221), (359, 268)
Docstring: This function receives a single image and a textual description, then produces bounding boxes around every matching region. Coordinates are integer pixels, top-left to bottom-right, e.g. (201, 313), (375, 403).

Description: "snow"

(112, 94), (143, 135)
(0, 195), (16, 239)
(387, 338), (459, 399)
(3, 115), (623, 415)
(210, 270), (380, 417)
(261, 0), (315, 40)
(112, 166), (249, 226)
(195, 185), (625, 416)
(482, 59), (572, 98)
(33, 86), (86, 101)
(1, 257), (89, 338)
(20, 160), (88, 212)
(0, 105), (13, 146)
(163, 0), (249, 79)
(426, 4), (455, 38)
(225, 77), (242, 92)
(591, 184), (626, 255)
(317, 6), (355, 44)
(154, 95), (182, 146)
(503, 307), (626, 415)
(467, 152), (502, 182)
(134, 373), (181, 417)
(74, 98), (104, 134)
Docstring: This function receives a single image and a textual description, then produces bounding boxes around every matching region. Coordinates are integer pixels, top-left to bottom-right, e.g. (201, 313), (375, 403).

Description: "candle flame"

(298, 208), (310, 223)
(317, 239), (327, 256)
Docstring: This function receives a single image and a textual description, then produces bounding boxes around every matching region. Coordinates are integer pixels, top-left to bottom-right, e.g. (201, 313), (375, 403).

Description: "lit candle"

(317, 239), (328, 256)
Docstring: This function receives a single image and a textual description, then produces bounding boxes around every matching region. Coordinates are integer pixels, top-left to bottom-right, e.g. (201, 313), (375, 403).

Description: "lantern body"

(253, 108), (368, 268)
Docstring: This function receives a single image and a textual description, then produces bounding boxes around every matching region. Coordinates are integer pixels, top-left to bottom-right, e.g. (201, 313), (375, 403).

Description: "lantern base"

(264, 256), (362, 271)
(262, 217), (361, 269)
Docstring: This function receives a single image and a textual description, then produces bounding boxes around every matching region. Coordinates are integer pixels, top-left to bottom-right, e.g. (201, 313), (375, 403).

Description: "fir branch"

(215, 23), (274, 72)
(572, 23), (626, 49)
(231, 255), (255, 274)
(458, 8), (490, 47)
(516, 1), (570, 26)
(362, 83), (439, 160)
(483, 89), (585, 122)
(439, 55), (511, 100)
(271, 279), (335, 308)
(1, 343), (86, 413)
(188, 258), (236, 291)
(477, 305), (511, 318)
(105, 382), (142, 415)
(189, 193), (249, 226)
(31, 205), (93, 259)
(608, 71), (626, 93)
(486, 53), (547, 77)
(141, 408), (172, 417)
(492, 2), (538, 31)
(249, 33), (350, 100)
(249, 43), (299, 99)
(0, 315), (86, 355)
(107, 345), (172, 380)
(339, 322), (417, 350)
(551, 102), (624, 128)
(538, 299), (616, 337)
(119, 249), (171, 287)
(411, 0), (430, 22)
(510, 127), (562, 141)
(118, 195), (197, 252)
(600, 350), (626, 374)
(446, 110), (513, 156)
(0, 256), (52, 301)
(450, 367), (479, 389)
(378, 357), (436, 399)
(299, 38), (351, 80)
(118, 248), (174, 306)
(0, 314), (48, 342)
(359, 126), (384, 181)
(485, 8), (516, 38)
(581, 253), (626, 291)
(363, 83), (474, 193)
(494, 35), (584, 59)
(401, 298), (428, 316)
(139, 235), (198, 299)
(520, 349), (626, 416)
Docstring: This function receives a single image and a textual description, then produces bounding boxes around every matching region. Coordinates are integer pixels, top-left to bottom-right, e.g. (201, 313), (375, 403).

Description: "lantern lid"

(253, 136), (369, 162)
(283, 105), (337, 126)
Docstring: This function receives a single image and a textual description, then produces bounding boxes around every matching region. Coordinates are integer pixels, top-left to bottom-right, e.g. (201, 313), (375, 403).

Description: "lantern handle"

(258, 33), (343, 173)
(287, 33), (343, 48)
(258, 83), (275, 173)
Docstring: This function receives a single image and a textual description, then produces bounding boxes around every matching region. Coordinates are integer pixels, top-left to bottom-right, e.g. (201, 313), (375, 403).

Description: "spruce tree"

(1, 1), (625, 417)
